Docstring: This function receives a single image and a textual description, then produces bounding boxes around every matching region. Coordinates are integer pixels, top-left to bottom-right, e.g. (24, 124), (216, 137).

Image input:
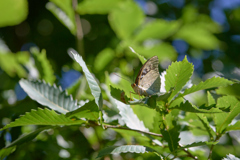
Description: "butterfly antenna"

(113, 73), (132, 83)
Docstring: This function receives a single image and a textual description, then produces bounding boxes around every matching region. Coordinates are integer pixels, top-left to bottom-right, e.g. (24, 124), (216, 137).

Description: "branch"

(104, 124), (163, 137)
(72, 0), (85, 58)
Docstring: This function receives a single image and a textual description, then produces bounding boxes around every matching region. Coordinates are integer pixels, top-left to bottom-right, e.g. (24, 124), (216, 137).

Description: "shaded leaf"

(77, 0), (122, 14)
(97, 145), (158, 158)
(0, 51), (29, 77)
(94, 48), (115, 71)
(0, 0), (28, 27)
(19, 79), (79, 114)
(108, 1), (144, 39)
(134, 19), (180, 41)
(196, 114), (215, 139)
(178, 77), (233, 98)
(179, 141), (217, 150)
(110, 86), (130, 104)
(70, 49), (103, 110)
(170, 100), (223, 113)
(46, 1), (76, 34)
(165, 57), (194, 102)
(66, 100), (99, 121)
(0, 108), (84, 131)
(0, 146), (16, 160)
(216, 83), (240, 98)
(31, 48), (55, 84)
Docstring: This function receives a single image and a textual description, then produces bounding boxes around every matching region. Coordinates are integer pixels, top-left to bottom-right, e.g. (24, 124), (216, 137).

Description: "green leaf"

(0, 108), (84, 131)
(134, 19), (180, 41)
(0, 146), (16, 160)
(207, 91), (216, 106)
(161, 115), (180, 153)
(178, 77), (233, 98)
(66, 100), (99, 121)
(77, 0), (122, 14)
(170, 100), (223, 113)
(115, 99), (149, 132)
(46, 1), (76, 34)
(0, 0), (28, 27)
(97, 145), (158, 158)
(31, 48), (56, 84)
(196, 114), (215, 139)
(174, 24), (219, 49)
(0, 51), (29, 77)
(129, 47), (147, 64)
(110, 86), (130, 104)
(214, 96), (240, 134)
(226, 121), (240, 131)
(108, 1), (144, 39)
(19, 79), (79, 114)
(94, 48), (115, 71)
(70, 49), (103, 110)
(165, 57), (194, 102)
(131, 43), (177, 61)
(216, 83), (240, 98)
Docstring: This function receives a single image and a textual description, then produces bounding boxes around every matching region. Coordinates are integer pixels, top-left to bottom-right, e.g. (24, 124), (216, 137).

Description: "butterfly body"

(131, 56), (160, 96)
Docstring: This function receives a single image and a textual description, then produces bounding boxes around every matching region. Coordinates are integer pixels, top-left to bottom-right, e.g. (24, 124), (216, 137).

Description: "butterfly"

(131, 56), (161, 96)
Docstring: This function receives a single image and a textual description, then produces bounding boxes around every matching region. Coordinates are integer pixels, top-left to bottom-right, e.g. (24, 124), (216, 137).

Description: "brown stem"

(104, 124), (163, 137)
(72, 0), (85, 58)
(179, 144), (198, 160)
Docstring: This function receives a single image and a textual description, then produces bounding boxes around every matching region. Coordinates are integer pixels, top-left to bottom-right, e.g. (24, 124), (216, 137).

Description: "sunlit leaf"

(97, 145), (158, 158)
(165, 57), (193, 102)
(77, 0), (122, 14)
(19, 79), (79, 114)
(134, 19), (180, 41)
(70, 49), (103, 110)
(207, 91), (216, 106)
(227, 121), (240, 131)
(66, 100), (99, 121)
(177, 77), (233, 98)
(108, 1), (144, 39)
(31, 48), (56, 84)
(0, 108), (84, 131)
(0, 0), (28, 27)
(94, 48), (115, 71)
(214, 96), (240, 134)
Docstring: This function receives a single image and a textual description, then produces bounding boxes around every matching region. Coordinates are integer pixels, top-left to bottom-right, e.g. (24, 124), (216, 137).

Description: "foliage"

(1, 0), (240, 160)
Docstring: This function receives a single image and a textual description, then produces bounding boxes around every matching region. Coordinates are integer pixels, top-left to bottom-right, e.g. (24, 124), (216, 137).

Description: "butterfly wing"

(134, 56), (160, 95)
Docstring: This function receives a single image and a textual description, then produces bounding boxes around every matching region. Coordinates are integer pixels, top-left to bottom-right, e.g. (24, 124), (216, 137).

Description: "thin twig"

(179, 144), (198, 160)
(72, 0), (85, 58)
(104, 124), (163, 137)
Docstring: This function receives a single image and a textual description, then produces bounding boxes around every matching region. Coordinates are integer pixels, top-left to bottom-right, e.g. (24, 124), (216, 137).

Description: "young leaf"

(0, 108), (84, 131)
(207, 91), (216, 106)
(108, 1), (144, 39)
(161, 114), (180, 153)
(134, 19), (180, 42)
(177, 77), (233, 98)
(214, 96), (240, 134)
(165, 57), (194, 102)
(19, 79), (79, 114)
(0, 51), (29, 77)
(77, 0), (121, 14)
(97, 145), (158, 158)
(115, 99), (149, 132)
(66, 100), (99, 121)
(70, 49), (103, 110)
(31, 48), (56, 84)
